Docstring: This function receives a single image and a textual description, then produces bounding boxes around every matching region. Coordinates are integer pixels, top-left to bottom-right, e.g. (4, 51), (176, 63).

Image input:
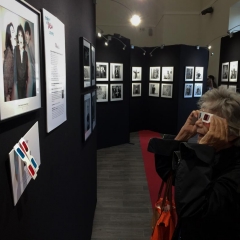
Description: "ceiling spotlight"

(123, 45), (126, 50)
(130, 14), (141, 26)
(105, 41), (108, 46)
(150, 53), (153, 57)
(97, 32), (102, 37)
(201, 7), (213, 15)
(160, 44), (165, 49)
(229, 32), (234, 38)
(131, 45), (134, 49)
(143, 51), (146, 56)
(211, 52), (214, 56)
(207, 45), (211, 49)
(196, 45), (200, 50)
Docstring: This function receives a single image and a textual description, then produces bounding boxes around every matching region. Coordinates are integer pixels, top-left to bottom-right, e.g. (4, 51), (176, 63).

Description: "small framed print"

(161, 83), (173, 98)
(221, 62), (229, 82)
(184, 83), (193, 98)
(149, 83), (160, 97)
(228, 85), (237, 92)
(91, 91), (96, 129)
(110, 63), (123, 81)
(83, 93), (92, 141)
(149, 67), (160, 81)
(185, 66), (194, 81)
(91, 45), (95, 85)
(132, 67), (142, 81)
(110, 84), (123, 101)
(96, 84), (108, 102)
(132, 83), (141, 97)
(96, 62), (108, 81)
(194, 83), (203, 97)
(162, 67), (174, 81)
(195, 67), (204, 81)
(82, 38), (91, 88)
(229, 61), (238, 82)
(220, 84), (228, 89)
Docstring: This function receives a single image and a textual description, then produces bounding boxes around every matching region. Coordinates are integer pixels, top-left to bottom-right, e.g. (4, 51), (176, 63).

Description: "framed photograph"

(83, 93), (91, 141)
(132, 67), (142, 81)
(184, 83), (193, 98)
(229, 61), (238, 82)
(185, 66), (194, 81)
(195, 67), (204, 81)
(228, 85), (237, 92)
(149, 67), (160, 81)
(91, 91), (96, 129)
(194, 83), (203, 97)
(96, 84), (108, 102)
(110, 84), (123, 101)
(162, 67), (174, 81)
(220, 84), (228, 89)
(132, 83), (141, 97)
(110, 63), (123, 81)
(161, 83), (173, 98)
(221, 62), (229, 82)
(91, 45), (95, 86)
(149, 83), (159, 97)
(80, 37), (91, 88)
(96, 62), (108, 81)
(0, 0), (42, 120)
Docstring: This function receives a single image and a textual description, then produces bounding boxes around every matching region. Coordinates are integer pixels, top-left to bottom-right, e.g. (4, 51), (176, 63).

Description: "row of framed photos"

(221, 61), (238, 82)
(96, 84), (123, 102)
(184, 83), (203, 98)
(185, 66), (204, 81)
(220, 84), (238, 92)
(96, 62), (123, 81)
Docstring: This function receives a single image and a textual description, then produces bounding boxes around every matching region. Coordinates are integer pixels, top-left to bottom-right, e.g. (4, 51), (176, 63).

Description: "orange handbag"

(151, 173), (177, 240)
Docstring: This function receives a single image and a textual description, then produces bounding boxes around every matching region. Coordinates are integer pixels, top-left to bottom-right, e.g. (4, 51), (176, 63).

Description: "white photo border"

(161, 83), (173, 98)
(193, 83), (203, 97)
(162, 66), (174, 82)
(132, 83), (141, 97)
(195, 67), (204, 81)
(96, 84), (108, 102)
(96, 62), (108, 81)
(221, 62), (229, 82)
(110, 63), (123, 81)
(149, 83), (160, 97)
(132, 66), (142, 81)
(84, 93), (92, 141)
(110, 83), (123, 101)
(149, 66), (160, 81)
(185, 66), (194, 81)
(184, 83), (193, 98)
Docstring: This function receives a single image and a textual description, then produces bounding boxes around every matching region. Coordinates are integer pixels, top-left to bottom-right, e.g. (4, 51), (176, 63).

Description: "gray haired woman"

(148, 87), (240, 240)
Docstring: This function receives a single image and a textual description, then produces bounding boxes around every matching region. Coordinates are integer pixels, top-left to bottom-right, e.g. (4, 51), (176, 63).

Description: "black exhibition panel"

(218, 31), (240, 89)
(0, 0), (97, 239)
(96, 35), (131, 149)
(130, 47), (148, 132)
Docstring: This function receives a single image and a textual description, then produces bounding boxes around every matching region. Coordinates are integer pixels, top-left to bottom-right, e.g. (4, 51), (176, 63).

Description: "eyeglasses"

(198, 111), (213, 123)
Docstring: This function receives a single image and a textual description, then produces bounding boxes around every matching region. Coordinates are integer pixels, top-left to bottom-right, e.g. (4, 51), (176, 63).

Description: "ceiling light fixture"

(196, 45), (200, 50)
(130, 14), (141, 26)
(149, 45), (165, 56)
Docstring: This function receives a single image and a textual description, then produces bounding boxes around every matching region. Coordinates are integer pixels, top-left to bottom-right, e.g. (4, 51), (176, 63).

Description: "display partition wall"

(0, 0), (96, 239)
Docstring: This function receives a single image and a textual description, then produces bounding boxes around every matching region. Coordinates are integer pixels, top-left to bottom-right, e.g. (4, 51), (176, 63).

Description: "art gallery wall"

(96, 35), (131, 149)
(0, 0), (97, 239)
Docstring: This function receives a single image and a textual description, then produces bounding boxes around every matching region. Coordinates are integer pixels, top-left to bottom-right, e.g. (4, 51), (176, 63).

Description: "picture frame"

(220, 84), (228, 89)
(132, 83), (141, 97)
(149, 83), (160, 97)
(80, 37), (91, 88)
(162, 67), (174, 81)
(110, 84), (123, 101)
(132, 67), (142, 81)
(221, 62), (229, 82)
(83, 93), (91, 141)
(193, 83), (203, 97)
(91, 91), (96, 129)
(185, 66), (194, 81)
(184, 83), (193, 98)
(195, 67), (204, 81)
(110, 63), (123, 81)
(0, 0), (42, 120)
(161, 83), (173, 98)
(91, 45), (95, 86)
(96, 62), (108, 81)
(149, 67), (160, 81)
(229, 61), (238, 82)
(228, 85), (237, 92)
(96, 84), (108, 102)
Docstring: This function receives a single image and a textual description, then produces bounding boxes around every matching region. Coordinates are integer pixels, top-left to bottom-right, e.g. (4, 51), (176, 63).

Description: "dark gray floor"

(91, 132), (152, 240)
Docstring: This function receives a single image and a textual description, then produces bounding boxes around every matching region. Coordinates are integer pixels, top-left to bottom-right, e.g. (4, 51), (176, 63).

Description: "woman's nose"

(195, 118), (203, 127)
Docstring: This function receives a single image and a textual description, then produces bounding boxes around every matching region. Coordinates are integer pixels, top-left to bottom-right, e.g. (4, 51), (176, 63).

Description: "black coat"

(148, 136), (240, 240)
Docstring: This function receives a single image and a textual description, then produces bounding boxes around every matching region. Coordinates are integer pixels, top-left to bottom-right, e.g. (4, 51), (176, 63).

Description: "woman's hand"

(175, 110), (199, 141)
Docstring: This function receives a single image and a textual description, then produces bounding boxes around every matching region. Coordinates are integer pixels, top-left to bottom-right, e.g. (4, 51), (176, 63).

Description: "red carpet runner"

(138, 130), (162, 209)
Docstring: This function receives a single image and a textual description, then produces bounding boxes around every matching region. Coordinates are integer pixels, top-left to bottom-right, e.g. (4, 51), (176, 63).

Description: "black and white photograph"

(110, 84), (123, 101)
(84, 93), (91, 141)
(194, 83), (202, 97)
(229, 61), (238, 82)
(110, 63), (123, 81)
(96, 84), (108, 102)
(132, 83), (141, 97)
(149, 83), (159, 97)
(195, 67), (204, 81)
(221, 62), (229, 82)
(161, 83), (173, 98)
(83, 39), (91, 87)
(91, 45), (95, 85)
(185, 66), (194, 81)
(96, 62), (108, 81)
(132, 67), (142, 81)
(0, 0), (41, 120)
(149, 67), (160, 81)
(228, 85), (237, 92)
(162, 67), (174, 81)
(91, 91), (96, 129)
(220, 84), (228, 89)
(184, 83), (193, 98)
